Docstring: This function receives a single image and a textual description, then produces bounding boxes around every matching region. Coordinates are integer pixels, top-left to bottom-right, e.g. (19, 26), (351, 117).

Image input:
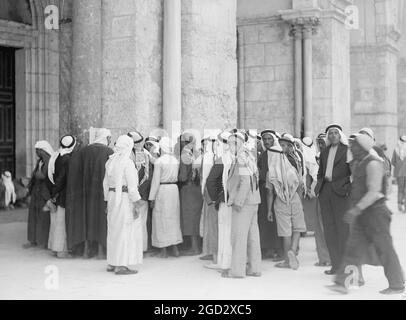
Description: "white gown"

(148, 154), (182, 248)
(103, 158), (143, 267)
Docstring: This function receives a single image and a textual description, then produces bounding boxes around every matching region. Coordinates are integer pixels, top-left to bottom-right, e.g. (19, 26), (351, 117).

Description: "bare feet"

(287, 250), (299, 270)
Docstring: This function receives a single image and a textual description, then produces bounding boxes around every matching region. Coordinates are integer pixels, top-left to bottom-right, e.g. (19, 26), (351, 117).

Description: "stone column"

(181, 0), (238, 134)
(70, 0), (102, 140)
(163, 0), (182, 137)
(292, 24), (303, 137)
(303, 23), (313, 138)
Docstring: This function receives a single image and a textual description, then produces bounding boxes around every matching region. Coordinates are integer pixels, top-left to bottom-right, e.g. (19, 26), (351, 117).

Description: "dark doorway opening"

(0, 46), (16, 176)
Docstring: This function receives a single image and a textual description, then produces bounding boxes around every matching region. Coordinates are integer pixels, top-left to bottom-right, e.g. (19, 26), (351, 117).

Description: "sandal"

(275, 261), (291, 269)
(221, 271), (244, 279)
(115, 267), (138, 275)
(246, 272), (262, 277)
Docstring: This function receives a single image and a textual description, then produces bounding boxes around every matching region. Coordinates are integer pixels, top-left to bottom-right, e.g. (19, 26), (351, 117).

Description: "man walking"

(327, 134), (405, 295)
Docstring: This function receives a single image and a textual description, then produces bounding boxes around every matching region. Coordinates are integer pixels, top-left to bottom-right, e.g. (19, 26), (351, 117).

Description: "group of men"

(23, 124), (405, 294)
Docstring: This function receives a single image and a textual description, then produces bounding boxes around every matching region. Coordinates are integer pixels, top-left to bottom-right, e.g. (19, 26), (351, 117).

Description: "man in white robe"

(103, 135), (144, 275)
(149, 137), (183, 258)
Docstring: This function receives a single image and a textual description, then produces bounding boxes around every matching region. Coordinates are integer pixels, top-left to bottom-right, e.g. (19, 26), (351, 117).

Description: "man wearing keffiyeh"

(315, 124), (351, 275)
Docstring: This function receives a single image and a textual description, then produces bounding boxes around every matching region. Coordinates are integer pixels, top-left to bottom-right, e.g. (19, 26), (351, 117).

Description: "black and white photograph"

(0, 0), (406, 306)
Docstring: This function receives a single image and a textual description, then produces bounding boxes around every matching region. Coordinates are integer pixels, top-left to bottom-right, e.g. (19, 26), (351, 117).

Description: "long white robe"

(103, 158), (143, 267)
(148, 154), (182, 248)
(217, 151), (233, 269)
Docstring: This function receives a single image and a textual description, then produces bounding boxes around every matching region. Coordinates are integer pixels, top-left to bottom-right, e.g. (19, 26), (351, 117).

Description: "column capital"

(280, 8), (321, 37)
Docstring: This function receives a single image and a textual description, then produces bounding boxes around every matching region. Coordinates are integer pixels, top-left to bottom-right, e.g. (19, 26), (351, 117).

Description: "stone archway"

(0, 0), (60, 177)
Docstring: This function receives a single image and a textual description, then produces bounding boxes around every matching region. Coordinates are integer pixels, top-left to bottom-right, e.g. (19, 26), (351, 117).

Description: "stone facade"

(181, 0), (238, 135)
(2, 0), (406, 177)
(237, 18), (295, 133)
(101, 0), (163, 141)
(237, 0), (351, 137)
(350, 0), (402, 153)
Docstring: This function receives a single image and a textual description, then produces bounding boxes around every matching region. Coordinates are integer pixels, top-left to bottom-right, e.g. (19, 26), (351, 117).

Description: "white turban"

(93, 128), (112, 146)
(350, 134), (375, 152)
(359, 128), (375, 141)
(159, 137), (172, 154)
(34, 140), (54, 157)
(106, 135), (135, 210)
(48, 135), (76, 184)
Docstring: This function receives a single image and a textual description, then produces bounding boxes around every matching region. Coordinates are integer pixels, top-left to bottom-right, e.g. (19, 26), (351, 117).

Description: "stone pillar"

(237, 29), (246, 129)
(303, 23), (313, 138)
(163, 0), (182, 137)
(292, 25), (303, 137)
(70, 0), (102, 140)
(101, 0), (163, 141)
(181, 0), (238, 135)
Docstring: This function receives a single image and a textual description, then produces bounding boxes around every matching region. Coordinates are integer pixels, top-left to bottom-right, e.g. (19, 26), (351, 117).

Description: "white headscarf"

(48, 135), (76, 184)
(357, 128), (383, 161)
(159, 136), (172, 154)
(301, 137), (317, 166)
(266, 150), (300, 204)
(93, 128), (111, 146)
(106, 135), (134, 210)
(325, 125), (348, 146)
(395, 135), (406, 161)
(260, 130), (283, 153)
(34, 141), (54, 157)
(1, 171), (16, 207)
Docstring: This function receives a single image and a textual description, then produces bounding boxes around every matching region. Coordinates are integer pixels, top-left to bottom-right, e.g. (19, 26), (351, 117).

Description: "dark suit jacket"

(51, 153), (72, 208)
(206, 162), (225, 210)
(315, 143), (351, 197)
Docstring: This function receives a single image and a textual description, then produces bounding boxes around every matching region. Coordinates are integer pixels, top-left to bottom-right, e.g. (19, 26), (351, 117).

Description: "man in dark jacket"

(315, 124), (351, 275)
(48, 135), (77, 259)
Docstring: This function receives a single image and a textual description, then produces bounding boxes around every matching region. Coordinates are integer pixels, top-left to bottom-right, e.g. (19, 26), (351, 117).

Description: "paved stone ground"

(0, 187), (405, 300)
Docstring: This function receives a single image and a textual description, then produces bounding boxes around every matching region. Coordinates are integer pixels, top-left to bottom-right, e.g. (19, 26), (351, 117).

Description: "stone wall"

(398, 57), (406, 136)
(313, 15), (351, 136)
(350, 0), (401, 153)
(59, 21), (72, 136)
(101, 0), (163, 141)
(181, 0), (238, 134)
(237, 19), (295, 133)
